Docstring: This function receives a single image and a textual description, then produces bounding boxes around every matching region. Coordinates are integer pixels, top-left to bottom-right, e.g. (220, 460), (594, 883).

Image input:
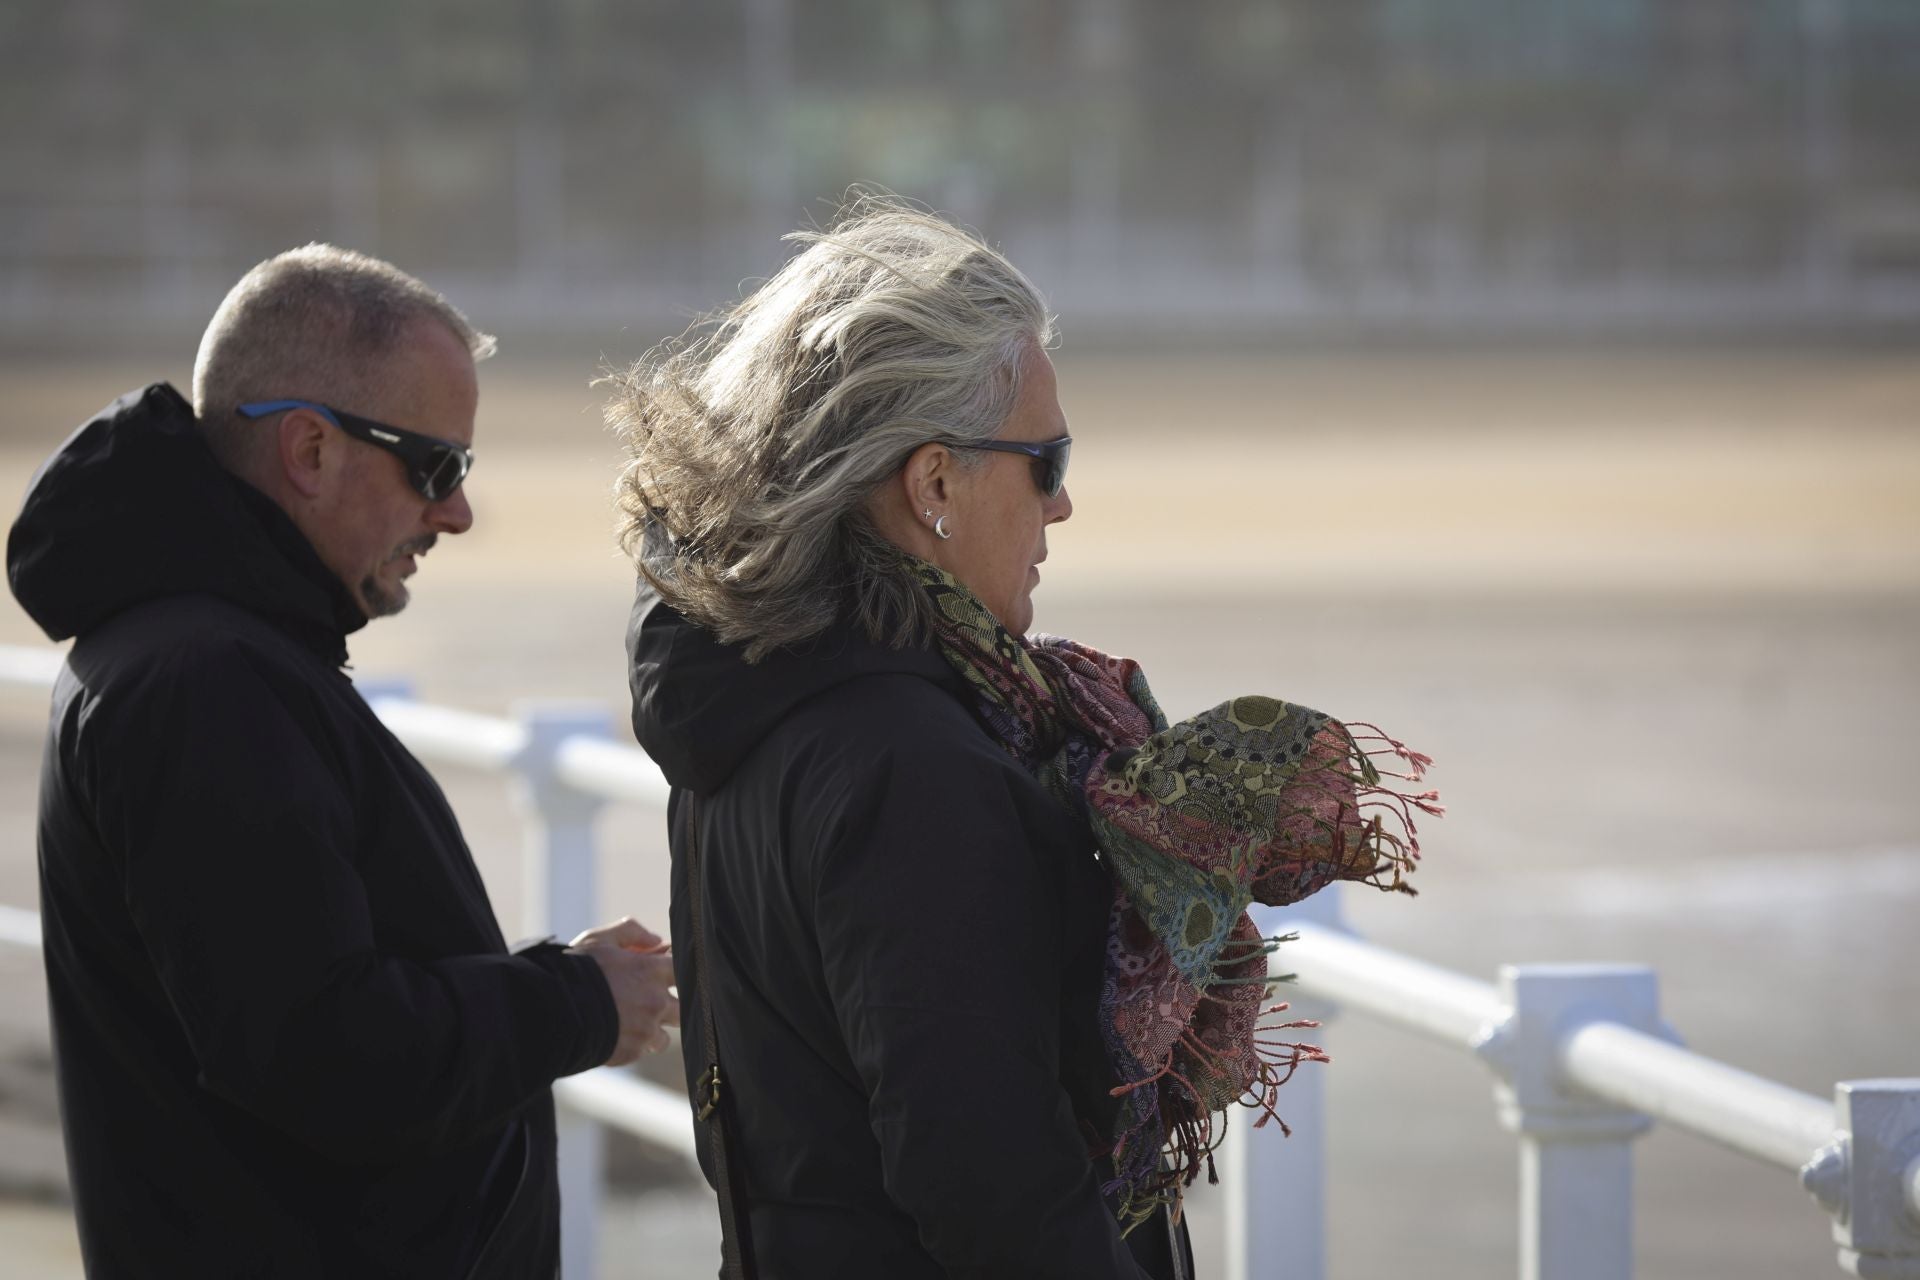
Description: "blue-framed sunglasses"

(236, 400), (474, 502)
(956, 435), (1072, 497)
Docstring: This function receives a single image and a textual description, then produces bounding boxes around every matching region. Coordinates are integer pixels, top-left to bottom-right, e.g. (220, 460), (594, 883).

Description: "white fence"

(3, 643), (1917, 1279)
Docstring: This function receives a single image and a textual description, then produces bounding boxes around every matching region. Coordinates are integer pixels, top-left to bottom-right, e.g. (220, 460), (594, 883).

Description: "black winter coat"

(629, 590), (1194, 1279)
(6, 384), (619, 1279)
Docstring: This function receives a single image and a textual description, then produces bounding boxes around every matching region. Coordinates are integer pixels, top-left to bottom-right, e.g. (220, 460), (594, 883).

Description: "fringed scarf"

(913, 561), (1442, 1229)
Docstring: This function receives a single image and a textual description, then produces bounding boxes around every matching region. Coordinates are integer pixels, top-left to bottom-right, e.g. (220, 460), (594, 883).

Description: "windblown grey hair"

(191, 243), (495, 470)
(607, 197), (1056, 662)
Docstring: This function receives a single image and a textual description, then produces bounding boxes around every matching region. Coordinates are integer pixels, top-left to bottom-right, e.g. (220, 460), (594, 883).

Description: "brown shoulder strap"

(686, 796), (756, 1279)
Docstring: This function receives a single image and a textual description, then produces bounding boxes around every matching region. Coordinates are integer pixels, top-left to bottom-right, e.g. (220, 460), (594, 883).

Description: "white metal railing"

(2, 652), (692, 1280)
(4, 643), (1918, 1279)
(1240, 906), (1920, 1280)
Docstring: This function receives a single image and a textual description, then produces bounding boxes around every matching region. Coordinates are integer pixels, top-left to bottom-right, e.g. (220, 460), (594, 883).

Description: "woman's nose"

(1046, 485), (1072, 525)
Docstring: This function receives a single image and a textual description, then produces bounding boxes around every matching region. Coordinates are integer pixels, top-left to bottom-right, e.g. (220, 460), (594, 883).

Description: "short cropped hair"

(607, 195), (1055, 661)
(191, 244), (495, 469)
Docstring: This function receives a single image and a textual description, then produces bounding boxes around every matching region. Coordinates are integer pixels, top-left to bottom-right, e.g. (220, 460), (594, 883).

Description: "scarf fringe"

(1103, 995), (1332, 1230)
(1241, 723), (1440, 905)
(911, 560), (1440, 1231)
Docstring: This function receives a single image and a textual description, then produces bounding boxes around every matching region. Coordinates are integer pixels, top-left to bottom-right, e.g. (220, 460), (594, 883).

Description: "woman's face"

(935, 347), (1074, 636)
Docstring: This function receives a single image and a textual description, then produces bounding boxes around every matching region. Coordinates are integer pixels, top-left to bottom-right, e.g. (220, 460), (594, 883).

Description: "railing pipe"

(0, 644), (62, 687)
(361, 694), (528, 772)
(1483, 966), (1666, 1280)
(6, 647), (1915, 1277)
(1811, 1080), (1920, 1278)
(1272, 919), (1506, 1050)
(1560, 1020), (1837, 1171)
(554, 1069), (700, 1161)
(553, 735), (673, 808)
(511, 701), (620, 1280)
(1226, 896), (1346, 1280)
(0, 902), (43, 948)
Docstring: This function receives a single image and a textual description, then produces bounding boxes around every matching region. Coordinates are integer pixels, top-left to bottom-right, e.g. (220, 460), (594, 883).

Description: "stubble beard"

(360, 533), (438, 619)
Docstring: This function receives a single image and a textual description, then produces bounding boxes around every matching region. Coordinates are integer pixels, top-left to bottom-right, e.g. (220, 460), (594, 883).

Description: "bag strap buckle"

(696, 1063), (724, 1122)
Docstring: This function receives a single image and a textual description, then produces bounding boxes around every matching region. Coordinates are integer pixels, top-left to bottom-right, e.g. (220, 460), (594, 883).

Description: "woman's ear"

(277, 408), (332, 499)
(899, 440), (957, 515)
(868, 440), (958, 555)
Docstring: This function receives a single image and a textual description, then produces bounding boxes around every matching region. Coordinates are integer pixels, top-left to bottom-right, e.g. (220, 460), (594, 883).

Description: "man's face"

(306, 319), (478, 619)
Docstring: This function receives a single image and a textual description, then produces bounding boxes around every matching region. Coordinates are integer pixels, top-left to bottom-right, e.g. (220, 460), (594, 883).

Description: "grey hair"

(191, 243), (495, 469)
(607, 196), (1056, 662)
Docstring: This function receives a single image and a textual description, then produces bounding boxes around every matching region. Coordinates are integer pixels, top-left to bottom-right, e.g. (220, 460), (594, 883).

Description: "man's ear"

(277, 408), (331, 499)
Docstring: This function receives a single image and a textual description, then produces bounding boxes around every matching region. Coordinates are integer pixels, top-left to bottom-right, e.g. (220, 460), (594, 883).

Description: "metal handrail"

(1270, 921), (1840, 1175)
(361, 695), (529, 771)
(0, 901), (43, 948)
(1559, 1021), (1837, 1171)
(5, 643), (1916, 1279)
(0, 645), (62, 686)
(1, 645), (690, 1280)
(1266, 919), (1505, 1049)
(555, 1071), (698, 1159)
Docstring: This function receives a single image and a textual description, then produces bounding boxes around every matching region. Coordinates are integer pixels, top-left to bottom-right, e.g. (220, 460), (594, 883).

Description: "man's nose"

(427, 485), (474, 534)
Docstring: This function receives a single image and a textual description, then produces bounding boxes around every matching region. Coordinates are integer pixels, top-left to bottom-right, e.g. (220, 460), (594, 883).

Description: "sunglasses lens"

(417, 449), (467, 502)
(1040, 440), (1068, 497)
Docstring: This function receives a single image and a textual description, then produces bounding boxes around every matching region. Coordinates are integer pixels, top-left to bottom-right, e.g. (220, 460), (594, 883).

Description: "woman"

(613, 199), (1433, 1279)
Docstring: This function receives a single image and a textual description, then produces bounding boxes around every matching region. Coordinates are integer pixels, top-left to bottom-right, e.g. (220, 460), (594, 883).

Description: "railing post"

(1476, 965), (1666, 1280)
(513, 702), (615, 1280)
(1225, 887), (1344, 1280)
(1801, 1079), (1920, 1278)
(352, 676), (416, 705)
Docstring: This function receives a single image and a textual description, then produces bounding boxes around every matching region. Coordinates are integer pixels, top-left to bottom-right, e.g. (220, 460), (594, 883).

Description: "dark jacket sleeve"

(805, 735), (1151, 1280)
(79, 644), (618, 1166)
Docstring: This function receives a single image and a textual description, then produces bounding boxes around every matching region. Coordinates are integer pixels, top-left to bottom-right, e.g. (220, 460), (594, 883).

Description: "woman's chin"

(1004, 594), (1035, 638)
(965, 577), (1037, 638)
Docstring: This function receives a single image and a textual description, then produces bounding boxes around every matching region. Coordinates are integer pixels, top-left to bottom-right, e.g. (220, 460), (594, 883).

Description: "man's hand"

(567, 917), (680, 1067)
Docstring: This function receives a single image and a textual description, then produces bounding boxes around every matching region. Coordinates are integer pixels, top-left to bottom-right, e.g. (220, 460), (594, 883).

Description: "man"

(5, 245), (676, 1278)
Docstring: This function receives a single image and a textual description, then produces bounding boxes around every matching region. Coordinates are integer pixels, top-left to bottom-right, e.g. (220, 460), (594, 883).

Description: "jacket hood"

(7, 382), (367, 661)
(627, 584), (957, 795)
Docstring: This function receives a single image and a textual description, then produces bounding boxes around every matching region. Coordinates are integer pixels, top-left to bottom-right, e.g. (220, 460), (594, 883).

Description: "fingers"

(619, 949), (676, 985)
(556, 915), (676, 1068)
(582, 936), (681, 1068)
(568, 915), (666, 953)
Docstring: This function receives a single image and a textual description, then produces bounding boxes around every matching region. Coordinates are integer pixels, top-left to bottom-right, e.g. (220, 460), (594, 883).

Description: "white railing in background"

(2, 650), (690, 1280)
(3, 643), (1918, 1280)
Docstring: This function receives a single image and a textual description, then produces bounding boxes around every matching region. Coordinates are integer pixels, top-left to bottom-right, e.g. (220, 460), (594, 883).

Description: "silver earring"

(934, 514), (952, 540)
(922, 509), (933, 521)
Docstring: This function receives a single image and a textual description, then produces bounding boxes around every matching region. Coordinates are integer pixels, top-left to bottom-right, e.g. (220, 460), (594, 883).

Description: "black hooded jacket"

(7, 384), (619, 1279)
(629, 589), (1193, 1279)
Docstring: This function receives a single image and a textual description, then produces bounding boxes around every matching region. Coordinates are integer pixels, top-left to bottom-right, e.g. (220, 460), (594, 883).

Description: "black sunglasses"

(236, 400), (474, 502)
(958, 435), (1072, 497)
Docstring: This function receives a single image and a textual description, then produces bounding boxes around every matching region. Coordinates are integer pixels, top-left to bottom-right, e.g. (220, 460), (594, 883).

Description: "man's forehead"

(366, 319), (480, 443)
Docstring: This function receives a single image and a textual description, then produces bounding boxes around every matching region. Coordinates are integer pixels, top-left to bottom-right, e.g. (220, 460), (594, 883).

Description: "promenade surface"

(1, 346), (1915, 1277)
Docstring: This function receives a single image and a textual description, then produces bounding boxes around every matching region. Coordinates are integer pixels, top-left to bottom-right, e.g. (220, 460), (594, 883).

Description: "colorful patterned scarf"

(913, 561), (1441, 1228)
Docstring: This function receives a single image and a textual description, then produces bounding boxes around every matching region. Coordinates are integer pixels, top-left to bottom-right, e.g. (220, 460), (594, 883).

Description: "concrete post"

(1225, 887), (1345, 1280)
(513, 703), (615, 1280)
(1476, 965), (1667, 1280)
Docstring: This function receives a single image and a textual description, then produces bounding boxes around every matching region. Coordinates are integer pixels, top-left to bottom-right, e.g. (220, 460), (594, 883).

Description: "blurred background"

(1, 2), (1916, 1277)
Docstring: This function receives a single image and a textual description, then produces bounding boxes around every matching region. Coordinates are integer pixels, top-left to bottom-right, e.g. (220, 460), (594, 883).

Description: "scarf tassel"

(911, 562), (1439, 1231)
